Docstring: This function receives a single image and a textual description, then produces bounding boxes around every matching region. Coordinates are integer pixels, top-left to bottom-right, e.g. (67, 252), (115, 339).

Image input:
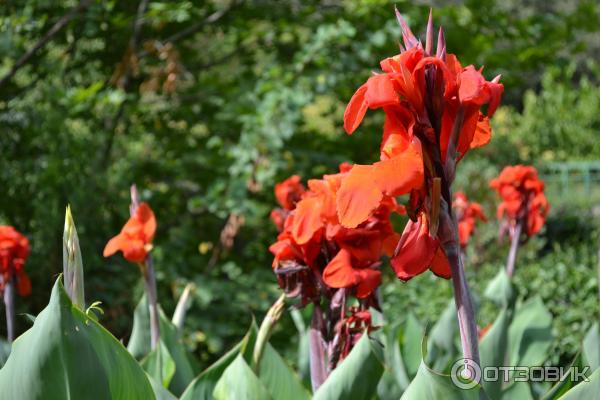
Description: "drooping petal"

(343, 83), (368, 134)
(337, 165), (383, 229)
(470, 113), (492, 149)
(372, 141), (424, 197)
(103, 234), (126, 257)
(291, 196), (324, 245)
(390, 214), (438, 281)
(365, 74), (400, 109)
(121, 238), (147, 263)
(137, 203), (157, 242)
(429, 247), (451, 279)
(322, 248), (357, 288)
(355, 268), (382, 298)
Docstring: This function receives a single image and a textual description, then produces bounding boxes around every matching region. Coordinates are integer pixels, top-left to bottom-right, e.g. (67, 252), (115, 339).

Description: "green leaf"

(258, 343), (311, 400)
(313, 334), (384, 400)
(484, 269), (515, 307)
(559, 367), (600, 399)
(403, 313), (425, 378)
(180, 342), (242, 400)
(508, 296), (553, 367)
(141, 341), (176, 388)
(400, 361), (483, 400)
(429, 300), (458, 354)
(180, 324), (256, 400)
(127, 293), (195, 395)
(147, 374), (178, 400)
(540, 352), (584, 400)
(0, 278), (154, 400)
(500, 381), (532, 400)
(213, 354), (272, 400)
(480, 306), (513, 398)
(582, 322), (599, 371)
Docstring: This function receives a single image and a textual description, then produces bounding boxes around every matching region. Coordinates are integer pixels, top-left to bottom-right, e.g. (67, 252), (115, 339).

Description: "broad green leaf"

(313, 334), (384, 400)
(141, 341), (176, 388)
(582, 322), (599, 371)
(259, 342), (311, 400)
(559, 367), (600, 399)
(180, 323), (256, 400)
(403, 313), (424, 378)
(429, 300), (458, 353)
(501, 381), (532, 400)
(508, 296), (553, 367)
(480, 307), (513, 399)
(400, 336), (484, 400)
(147, 374), (178, 400)
(385, 323), (411, 392)
(484, 269), (515, 307)
(0, 278), (154, 400)
(180, 342), (242, 400)
(540, 352), (584, 400)
(128, 293), (195, 395)
(213, 354), (272, 400)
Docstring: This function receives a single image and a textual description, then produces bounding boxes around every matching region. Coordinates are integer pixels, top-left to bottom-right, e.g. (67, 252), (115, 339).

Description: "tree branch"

(0, 0), (92, 90)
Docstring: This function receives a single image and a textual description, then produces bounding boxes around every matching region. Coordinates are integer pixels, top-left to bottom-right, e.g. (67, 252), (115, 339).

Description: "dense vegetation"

(1, 0), (599, 370)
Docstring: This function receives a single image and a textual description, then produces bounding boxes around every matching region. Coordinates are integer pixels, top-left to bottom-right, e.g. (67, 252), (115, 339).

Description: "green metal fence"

(538, 161), (600, 199)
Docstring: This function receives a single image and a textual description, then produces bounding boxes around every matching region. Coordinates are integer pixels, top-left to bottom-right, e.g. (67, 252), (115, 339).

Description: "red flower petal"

(390, 214), (437, 281)
(343, 83), (368, 134)
(291, 197), (324, 244)
(323, 248), (358, 288)
(337, 165), (383, 229)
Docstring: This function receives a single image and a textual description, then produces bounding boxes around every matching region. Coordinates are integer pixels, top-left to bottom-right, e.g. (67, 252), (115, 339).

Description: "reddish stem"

(506, 221), (522, 278)
(3, 277), (15, 342)
(309, 303), (328, 391)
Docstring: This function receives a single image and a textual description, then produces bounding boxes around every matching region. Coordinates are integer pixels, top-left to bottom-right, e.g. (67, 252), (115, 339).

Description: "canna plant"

(104, 184), (161, 349)
(337, 8), (503, 368)
(269, 166), (397, 390)
(453, 191), (487, 262)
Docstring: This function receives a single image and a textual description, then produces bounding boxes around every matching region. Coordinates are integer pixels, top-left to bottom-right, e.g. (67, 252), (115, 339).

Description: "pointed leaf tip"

(425, 9), (433, 55)
(63, 205), (85, 309)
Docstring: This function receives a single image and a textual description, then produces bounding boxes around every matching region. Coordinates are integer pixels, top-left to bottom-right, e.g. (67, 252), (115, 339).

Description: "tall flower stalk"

(336, 9), (505, 367)
(104, 184), (160, 349)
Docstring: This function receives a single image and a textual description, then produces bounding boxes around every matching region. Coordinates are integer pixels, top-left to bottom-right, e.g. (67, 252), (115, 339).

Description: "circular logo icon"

(450, 358), (481, 389)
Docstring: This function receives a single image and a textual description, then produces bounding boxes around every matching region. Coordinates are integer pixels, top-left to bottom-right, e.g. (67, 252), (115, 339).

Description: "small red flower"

(490, 165), (549, 237)
(0, 226), (31, 296)
(453, 192), (487, 248)
(103, 203), (157, 263)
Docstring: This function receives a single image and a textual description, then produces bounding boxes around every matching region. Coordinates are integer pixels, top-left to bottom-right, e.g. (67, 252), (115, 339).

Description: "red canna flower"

(269, 167), (402, 302)
(490, 165), (549, 237)
(453, 192), (487, 248)
(103, 203), (157, 263)
(0, 226), (31, 296)
(337, 9), (503, 282)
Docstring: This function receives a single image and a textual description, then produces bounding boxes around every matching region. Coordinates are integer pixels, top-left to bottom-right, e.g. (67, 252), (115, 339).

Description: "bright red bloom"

(269, 167), (402, 302)
(453, 192), (487, 247)
(338, 10), (503, 281)
(490, 165), (549, 236)
(103, 203), (157, 263)
(0, 226), (31, 296)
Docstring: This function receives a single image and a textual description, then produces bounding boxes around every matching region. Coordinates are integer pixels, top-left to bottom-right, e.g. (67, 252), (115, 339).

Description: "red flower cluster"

(490, 165), (549, 236)
(0, 226), (31, 296)
(269, 166), (402, 303)
(453, 192), (487, 248)
(337, 10), (503, 281)
(104, 203), (157, 263)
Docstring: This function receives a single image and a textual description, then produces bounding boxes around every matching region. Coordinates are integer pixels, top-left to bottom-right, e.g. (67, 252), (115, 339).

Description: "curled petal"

(291, 197), (324, 245)
(390, 215), (438, 281)
(430, 247), (451, 279)
(323, 248), (358, 288)
(103, 234), (126, 257)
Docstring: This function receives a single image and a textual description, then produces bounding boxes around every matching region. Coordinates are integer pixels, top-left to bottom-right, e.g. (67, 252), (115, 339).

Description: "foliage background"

(1, 0), (599, 367)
